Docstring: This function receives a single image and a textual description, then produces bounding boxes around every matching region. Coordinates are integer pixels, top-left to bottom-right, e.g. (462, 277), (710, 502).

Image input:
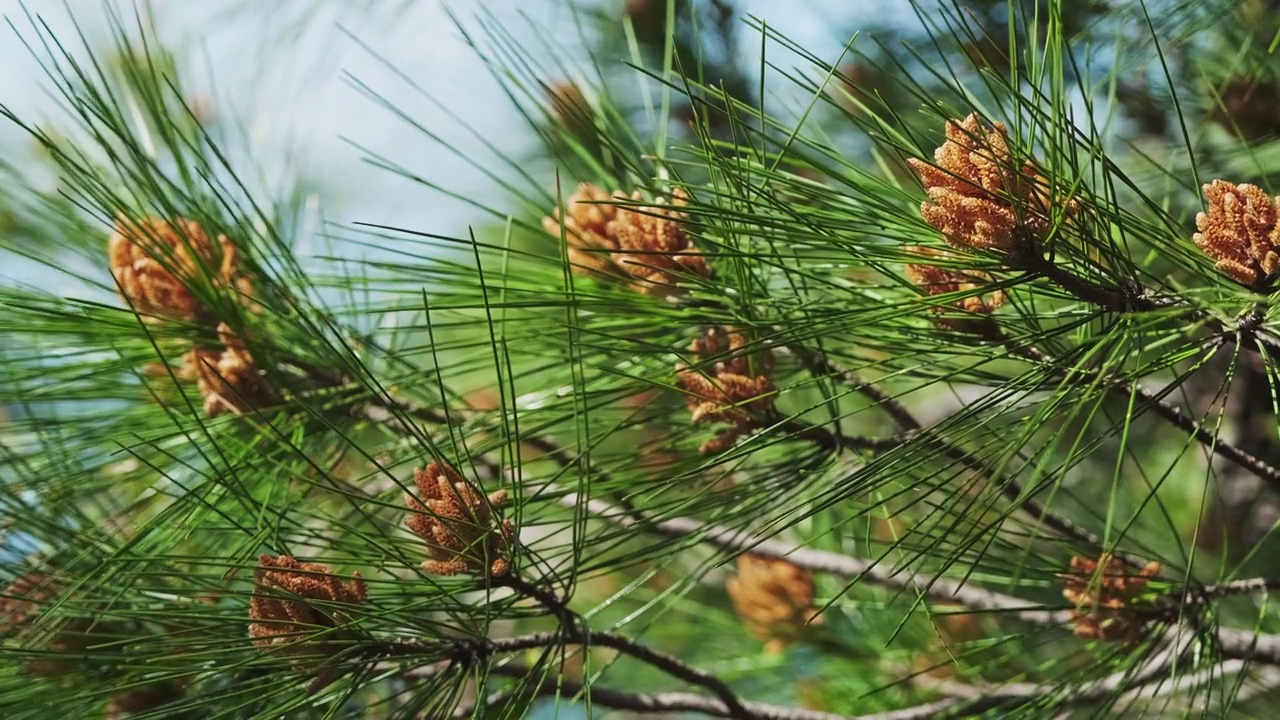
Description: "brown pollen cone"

(107, 216), (242, 321)
(726, 554), (822, 653)
(904, 246), (1007, 334)
(545, 81), (596, 144)
(105, 679), (186, 719)
(404, 461), (515, 577)
(248, 555), (368, 674)
(907, 114), (1065, 253)
(676, 327), (776, 454)
(186, 323), (279, 418)
(1060, 553), (1161, 642)
(1193, 179), (1280, 289)
(0, 572), (115, 676)
(1208, 77), (1280, 143)
(542, 183), (711, 295)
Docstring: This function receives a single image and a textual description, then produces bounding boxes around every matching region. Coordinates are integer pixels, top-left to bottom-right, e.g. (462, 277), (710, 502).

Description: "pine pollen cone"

(105, 680), (186, 719)
(1060, 553), (1160, 642)
(0, 572), (111, 676)
(1193, 179), (1280, 289)
(542, 183), (711, 295)
(107, 215), (246, 321)
(904, 246), (1006, 332)
(248, 555), (368, 671)
(186, 323), (279, 418)
(907, 114), (1074, 253)
(404, 461), (515, 577)
(726, 554), (822, 651)
(675, 327), (776, 454)
(545, 81), (594, 137)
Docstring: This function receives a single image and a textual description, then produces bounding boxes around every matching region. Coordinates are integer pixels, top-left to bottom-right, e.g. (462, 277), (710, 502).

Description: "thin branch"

(498, 574), (578, 632)
(785, 346), (1115, 560)
(585, 631), (752, 718)
(782, 345), (922, 432)
(1013, 251), (1162, 314)
(768, 415), (910, 454)
(924, 638), (1190, 715)
(1217, 626), (1280, 664)
(380, 629), (755, 718)
(1196, 576), (1280, 600)
(1014, 343), (1280, 494)
(563, 492), (1070, 628)
(348, 396), (441, 446)
(461, 661), (958, 720)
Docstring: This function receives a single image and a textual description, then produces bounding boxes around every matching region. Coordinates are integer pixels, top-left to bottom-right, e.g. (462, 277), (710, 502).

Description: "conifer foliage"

(4, 1), (1280, 718)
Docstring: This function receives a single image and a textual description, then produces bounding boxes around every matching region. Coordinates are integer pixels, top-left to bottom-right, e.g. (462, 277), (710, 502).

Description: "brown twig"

(1194, 576), (1280, 601)
(381, 629), (756, 719)
(1011, 250), (1162, 314)
(497, 574), (579, 633)
(1013, 343), (1280, 495)
(562, 492), (1069, 628)
(783, 346), (1116, 561)
(767, 415), (910, 454)
(458, 661), (957, 720)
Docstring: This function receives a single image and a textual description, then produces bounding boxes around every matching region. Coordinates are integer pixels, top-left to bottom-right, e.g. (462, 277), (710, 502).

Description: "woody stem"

(498, 573), (578, 633)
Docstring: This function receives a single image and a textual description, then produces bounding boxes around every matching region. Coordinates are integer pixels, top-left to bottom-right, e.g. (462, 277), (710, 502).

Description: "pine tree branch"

(1197, 576), (1280, 599)
(384, 629), (755, 718)
(782, 346), (1117, 561)
(562, 492), (1069, 628)
(1013, 343), (1280, 494)
(1217, 626), (1280, 664)
(565, 490), (1280, 702)
(497, 574), (579, 632)
(314, 326), (1280, 716)
(780, 346), (923, 432)
(921, 637), (1199, 715)
(1009, 252), (1280, 362)
(1013, 251), (1164, 313)
(459, 662), (960, 720)
(346, 383), (626, 490)
(766, 414), (911, 454)
(459, 633), (1265, 719)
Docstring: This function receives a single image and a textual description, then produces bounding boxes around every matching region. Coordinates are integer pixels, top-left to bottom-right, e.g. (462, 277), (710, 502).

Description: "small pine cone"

(545, 80), (597, 145)
(688, 324), (776, 379)
(907, 114), (1065, 253)
(105, 679), (185, 719)
(543, 183), (625, 277)
(543, 183), (711, 295)
(186, 323), (279, 418)
(1208, 77), (1280, 143)
(1193, 179), (1280, 289)
(0, 572), (118, 676)
(404, 461), (515, 577)
(248, 555), (368, 675)
(904, 246), (1006, 335)
(676, 327), (775, 452)
(0, 572), (56, 630)
(726, 554), (822, 651)
(1060, 553), (1161, 642)
(677, 369), (776, 426)
(697, 426), (746, 455)
(107, 216), (242, 321)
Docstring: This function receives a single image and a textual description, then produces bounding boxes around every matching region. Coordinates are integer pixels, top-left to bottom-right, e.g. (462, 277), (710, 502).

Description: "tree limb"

(460, 661), (959, 720)
(562, 492), (1070, 628)
(1013, 344), (1280, 495)
(783, 346), (1116, 560)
